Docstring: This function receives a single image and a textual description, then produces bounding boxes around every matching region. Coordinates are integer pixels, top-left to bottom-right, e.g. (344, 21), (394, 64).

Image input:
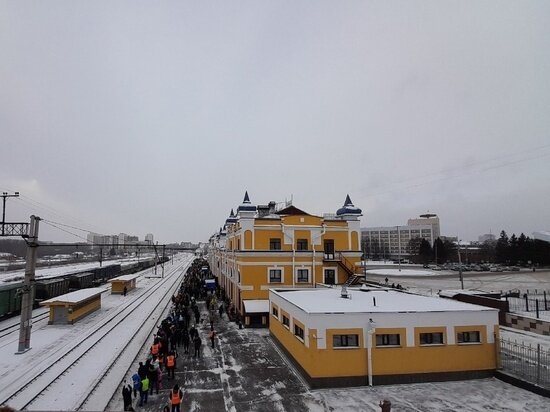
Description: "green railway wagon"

(0, 282), (23, 317)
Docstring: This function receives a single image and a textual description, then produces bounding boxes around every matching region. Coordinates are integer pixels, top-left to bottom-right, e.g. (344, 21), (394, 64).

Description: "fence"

(499, 338), (550, 389)
(506, 292), (550, 319)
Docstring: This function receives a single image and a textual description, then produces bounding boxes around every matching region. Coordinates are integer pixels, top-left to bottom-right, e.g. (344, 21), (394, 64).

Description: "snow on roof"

(439, 289), (499, 298)
(205, 279), (216, 284)
(109, 274), (140, 282)
(40, 288), (104, 304)
(243, 299), (270, 313)
(271, 288), (497, 314)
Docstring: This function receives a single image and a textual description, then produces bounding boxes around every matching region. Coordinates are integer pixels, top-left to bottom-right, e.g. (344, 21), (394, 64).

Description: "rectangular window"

(376, 334), (400, 347)
(420, 332), (444, 345)
(269, 269), (282, 283)
(457, 331), (481, 344)
(294, 324), (304, 340)
(296, 268), (309, 283)
(272, 306), (278, 318)
(282, 315), (290, 328)
(297, 239), (308, 250)
(333, 334), (359, 348)
(269, 238), (281, 250)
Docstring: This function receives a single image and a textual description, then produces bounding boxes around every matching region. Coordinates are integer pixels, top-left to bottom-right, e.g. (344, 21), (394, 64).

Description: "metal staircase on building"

(323, 252), (362, 285)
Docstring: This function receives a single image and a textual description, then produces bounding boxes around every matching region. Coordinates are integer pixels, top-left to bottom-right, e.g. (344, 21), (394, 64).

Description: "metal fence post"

(536, 299), (539, 318)
(525, 294), (529, 312)
(545, 291), (548, 311)
(537, 343), (541, 385)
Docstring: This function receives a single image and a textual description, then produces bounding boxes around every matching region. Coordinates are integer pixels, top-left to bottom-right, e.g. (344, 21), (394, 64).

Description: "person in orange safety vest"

(169, 384), (183, 412)
(166, 351), (177, 379)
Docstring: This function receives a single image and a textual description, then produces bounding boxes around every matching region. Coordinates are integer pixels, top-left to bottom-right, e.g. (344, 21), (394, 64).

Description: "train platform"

(109, 300), (550, 412)
(109, 301), (309, 411)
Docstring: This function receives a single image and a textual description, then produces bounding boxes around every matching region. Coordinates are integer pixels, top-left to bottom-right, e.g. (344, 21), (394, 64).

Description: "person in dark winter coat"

(182, 329), (190, 354)
(138, 361), (148, 380)
(122, 380), (133, 411)
(131, 373), (141, 397)
(193, 335), (202, 358)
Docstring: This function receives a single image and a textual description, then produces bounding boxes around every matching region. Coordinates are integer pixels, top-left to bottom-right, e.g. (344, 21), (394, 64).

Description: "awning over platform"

(243, 299), (269, 314)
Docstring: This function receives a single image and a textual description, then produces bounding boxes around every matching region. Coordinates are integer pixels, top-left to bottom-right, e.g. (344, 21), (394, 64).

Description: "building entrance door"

(324, 269), (336, 285)
(324, 240), (335, 260)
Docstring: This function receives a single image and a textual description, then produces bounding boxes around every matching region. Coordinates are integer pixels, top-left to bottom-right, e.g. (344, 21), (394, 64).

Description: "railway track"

(0, 255), (193, 411)
(0, 311), (49, 341)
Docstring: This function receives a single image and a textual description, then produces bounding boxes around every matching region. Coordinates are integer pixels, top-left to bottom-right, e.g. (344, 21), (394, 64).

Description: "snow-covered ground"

(365, 268), (436, 277)
(1, 259), (549, 411)
(0, 253), (194, 411)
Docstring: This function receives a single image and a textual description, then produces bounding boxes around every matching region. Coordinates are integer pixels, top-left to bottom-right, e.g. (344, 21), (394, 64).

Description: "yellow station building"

(269, 286), (499, 387)
(208, 192), (364, 326)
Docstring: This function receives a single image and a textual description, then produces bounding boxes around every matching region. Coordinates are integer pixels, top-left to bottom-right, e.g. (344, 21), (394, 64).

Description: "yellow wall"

(69, 297), (101, 323)
(271, 320), (497, 381)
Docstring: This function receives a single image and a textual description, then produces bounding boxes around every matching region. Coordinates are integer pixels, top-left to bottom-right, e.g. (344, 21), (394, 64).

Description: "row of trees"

(363, 231), (550, 266)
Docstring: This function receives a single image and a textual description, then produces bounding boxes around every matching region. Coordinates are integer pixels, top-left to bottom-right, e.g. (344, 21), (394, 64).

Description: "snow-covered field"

(365, 268), (436, 277)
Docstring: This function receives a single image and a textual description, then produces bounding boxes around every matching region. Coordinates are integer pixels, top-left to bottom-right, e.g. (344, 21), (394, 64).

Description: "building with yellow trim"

(269, 286), (499, 387)
(208, 192), (364, 327)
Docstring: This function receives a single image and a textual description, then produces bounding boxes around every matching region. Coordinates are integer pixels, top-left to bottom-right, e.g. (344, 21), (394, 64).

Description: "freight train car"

(68, 272), (95, 291)
(34, 278), (70, 302)
(0, 282), (23, 318)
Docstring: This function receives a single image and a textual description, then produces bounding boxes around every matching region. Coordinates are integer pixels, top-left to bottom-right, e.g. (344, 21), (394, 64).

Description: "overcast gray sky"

(1, 1), (549, 244)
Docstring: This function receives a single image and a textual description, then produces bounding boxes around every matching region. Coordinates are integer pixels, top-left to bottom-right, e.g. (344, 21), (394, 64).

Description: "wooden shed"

(40, 288), (104, 324)
(109, 274), (140, 294)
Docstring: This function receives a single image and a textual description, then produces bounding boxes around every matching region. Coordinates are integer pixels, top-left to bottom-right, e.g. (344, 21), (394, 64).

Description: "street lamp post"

(457, 238), (464, 289)
(367, 318), (376, 386)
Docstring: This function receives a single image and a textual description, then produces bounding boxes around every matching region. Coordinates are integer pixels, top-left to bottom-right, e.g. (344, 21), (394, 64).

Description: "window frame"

(333, 334), (359, 348)
(457, 331), (481, 344)
(296, 268), (310, 283)
(271, 305), (279, 319)
(268, 267), (283, 283)
(419, 332), (445, 346)
(282, 315), (290, 329)
(296, 238), (308, 251)
(375, 333), (401, 347)
(294, 324), (305, 341)
(269, 238), (282, 250)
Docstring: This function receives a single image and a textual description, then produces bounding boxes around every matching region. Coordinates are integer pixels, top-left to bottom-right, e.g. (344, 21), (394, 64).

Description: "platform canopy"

(40, 288), (104, 305)
(243, 299), (269, 314)
(110, 274), (140, 282)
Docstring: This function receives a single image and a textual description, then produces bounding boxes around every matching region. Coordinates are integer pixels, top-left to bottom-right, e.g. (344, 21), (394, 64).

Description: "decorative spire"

(226, 208), (238, 225)
(237, 190), (257, 213)
(336, 194), (362, 216)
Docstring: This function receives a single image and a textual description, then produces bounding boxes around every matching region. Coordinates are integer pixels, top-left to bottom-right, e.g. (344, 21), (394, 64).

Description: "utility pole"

(397, 225), (401, 272)
(457, 238), (464, 289)
(17, 215), (40, 353)
(162, 245), (166, 278)
(2, 191), (20, 236)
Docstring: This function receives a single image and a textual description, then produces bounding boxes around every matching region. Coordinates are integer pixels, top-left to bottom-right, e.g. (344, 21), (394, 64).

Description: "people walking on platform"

(218, 303), (224, 319)
(148, 357), (160, 395)
(131, 372), (141, 397)
(151, 339), (161, 357)
(209, 328), (216, 349)
(166, 351), (177, 379)
(169, 384), (184, 412)
(193, 334), (202, 358)
(189, 324), (197, 340)
(139, 376), (149, 406)
(182, 329), (190, 354)
(122, 380), (133, 411)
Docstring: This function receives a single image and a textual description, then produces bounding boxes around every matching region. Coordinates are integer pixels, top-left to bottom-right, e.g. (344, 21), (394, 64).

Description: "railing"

(506, 291), (550, 318)
(499, 337), (550, 388)
(0, 222), (29, 237)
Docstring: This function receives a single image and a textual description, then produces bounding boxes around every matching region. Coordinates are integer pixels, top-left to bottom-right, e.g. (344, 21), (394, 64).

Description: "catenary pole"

(17, 215), (40, 354)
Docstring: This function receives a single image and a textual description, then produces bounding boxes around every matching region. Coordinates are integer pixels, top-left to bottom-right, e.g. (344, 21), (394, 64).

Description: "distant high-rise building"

(362, 213), (440, 259)
(145, 233), (154, 244)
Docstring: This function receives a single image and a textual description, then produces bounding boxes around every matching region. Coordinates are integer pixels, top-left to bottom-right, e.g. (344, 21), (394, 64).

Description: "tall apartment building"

(208, 192), (363, 327)
(361, 214), (440, 259)
(145, 233), (154, 244)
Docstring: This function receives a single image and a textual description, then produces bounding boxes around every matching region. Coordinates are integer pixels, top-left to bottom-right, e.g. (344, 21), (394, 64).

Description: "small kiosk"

(40, 288), (104, 325)
(109, 274), (140, 294)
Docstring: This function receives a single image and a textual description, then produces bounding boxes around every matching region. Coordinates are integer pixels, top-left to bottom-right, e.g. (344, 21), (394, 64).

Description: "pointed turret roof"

(336, 194), (362, 216)
(237, 191), (257, 213)
(225, 208), (238, 225)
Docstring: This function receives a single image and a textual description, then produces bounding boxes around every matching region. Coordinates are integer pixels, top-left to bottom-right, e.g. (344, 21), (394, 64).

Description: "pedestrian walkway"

(110, 298), (309, 412)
